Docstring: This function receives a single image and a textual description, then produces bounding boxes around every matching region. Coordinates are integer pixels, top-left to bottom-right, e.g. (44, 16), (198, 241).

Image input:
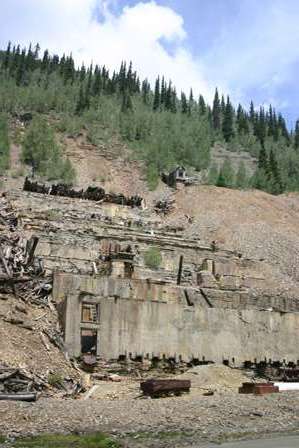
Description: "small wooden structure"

(140, 379), (191, 397)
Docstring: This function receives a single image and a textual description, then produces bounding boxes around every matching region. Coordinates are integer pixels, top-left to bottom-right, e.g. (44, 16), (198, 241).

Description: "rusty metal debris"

(140, 379), (191, 397)
(239, 382), (279, 395)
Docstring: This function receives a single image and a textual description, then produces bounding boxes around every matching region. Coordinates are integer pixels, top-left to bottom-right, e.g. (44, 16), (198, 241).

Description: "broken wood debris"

(24, 177), (143, 208)
(154, 198), (175, 215)
(0, 365), (46, 395)
(0, 194), (18, 230)
(0, 233), (51, 304)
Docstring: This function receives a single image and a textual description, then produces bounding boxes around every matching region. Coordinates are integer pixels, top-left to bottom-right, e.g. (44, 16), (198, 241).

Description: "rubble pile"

(0, 195), (51, 304)
(0, 194), (18, 230)
(0, 364), (46, 394)
(154, 198), (175, 215)
(24, 177), (143, 207)
(0, 234), (51, 304)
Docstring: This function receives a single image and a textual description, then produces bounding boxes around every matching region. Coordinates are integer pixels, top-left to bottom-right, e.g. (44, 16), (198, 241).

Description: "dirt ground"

(0, 389), (298, 447)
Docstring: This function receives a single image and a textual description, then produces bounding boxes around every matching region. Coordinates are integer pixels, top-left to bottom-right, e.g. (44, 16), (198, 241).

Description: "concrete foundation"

(53, 273), (299, 364)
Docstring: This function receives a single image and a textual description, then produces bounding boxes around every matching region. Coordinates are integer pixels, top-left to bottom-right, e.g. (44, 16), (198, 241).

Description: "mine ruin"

(2, 181), (299, 371)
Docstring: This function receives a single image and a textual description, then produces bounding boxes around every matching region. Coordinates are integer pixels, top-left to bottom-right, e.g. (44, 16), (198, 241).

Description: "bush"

(48, 372), (64, 388)
(144, 247), (162, 269)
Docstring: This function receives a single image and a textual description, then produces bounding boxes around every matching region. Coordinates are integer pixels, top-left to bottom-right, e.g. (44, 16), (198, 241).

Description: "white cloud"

(203, 0), (299, 105)
(0, 0), (213, 100)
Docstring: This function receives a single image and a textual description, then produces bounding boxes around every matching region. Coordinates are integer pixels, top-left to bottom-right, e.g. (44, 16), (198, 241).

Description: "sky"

(0, 0), (298, 125)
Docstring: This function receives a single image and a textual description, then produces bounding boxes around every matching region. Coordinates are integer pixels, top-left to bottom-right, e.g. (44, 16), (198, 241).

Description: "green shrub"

(144, 247), (162, 269)
(47, 372), (64, 388)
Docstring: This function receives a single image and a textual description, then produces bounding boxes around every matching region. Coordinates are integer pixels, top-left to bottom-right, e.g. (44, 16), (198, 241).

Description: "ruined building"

(7, 188), (299, 366)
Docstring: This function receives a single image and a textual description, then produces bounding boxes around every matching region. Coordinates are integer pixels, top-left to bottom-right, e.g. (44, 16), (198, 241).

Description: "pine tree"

(34, 43), (40, 61)
(16, 48), (26, 86)
(188, 88), (194, 115)
(126, 61), (133, 93)
(118, 61), (127, 93)
(249, 101), (255, 122)
(3, 41), (11, 70)
(79, 64), (86, 82)
(258, 146), (268, 171)
(160, 76), (166, 106)
(220, 95), (226, 116)
(92, 66), (102, 96)
(198, 95), (206, 116)
(170, 87), (177, 113)
(295, 120), (299, 150)
(212, 88), (221, 130)
(41, 49), (50, 72)
(141, 79), (150, 105)
(222, 96), (234, 142)
(237, 104), (249, 134)
(10, 44), (20, 76)
(181, 92), (188, 114)
(121, 90), (133, 113)
(75, 84), (88, 115)
(26, 43), (35, 71)
(165, 81), (173, 111)
(268, 149), (283, 194)
(272, 110), (279, 142)
(153, 77), (160, 111)
(278, 113), (290, 144)
(256, 107), (266, 146)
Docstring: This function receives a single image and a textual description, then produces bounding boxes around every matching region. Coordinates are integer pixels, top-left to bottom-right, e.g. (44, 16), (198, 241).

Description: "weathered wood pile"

(0, 196), (51, 304)
(24, 178), (143, 207)
(0, 234), (51, 304)
(0, 365), (45, 393)
(154, 198), (175, 215)
(0, 194), (18, 230)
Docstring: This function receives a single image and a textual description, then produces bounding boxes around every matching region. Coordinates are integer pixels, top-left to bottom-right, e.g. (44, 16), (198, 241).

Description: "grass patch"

(47, 372), (64, 389)
(12, 433), (119, 448)
(144, 247), (162, 270)
(129, 430), (193, 441)
(0, 435), (6, 443)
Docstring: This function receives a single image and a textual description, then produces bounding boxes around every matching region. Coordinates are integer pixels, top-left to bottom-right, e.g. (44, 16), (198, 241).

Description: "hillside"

(2, 127), (299, 299)
(0, 42), (299, 197)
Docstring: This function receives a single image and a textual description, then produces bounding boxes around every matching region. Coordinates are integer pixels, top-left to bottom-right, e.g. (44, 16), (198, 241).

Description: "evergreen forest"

(1, 41), (299, 193)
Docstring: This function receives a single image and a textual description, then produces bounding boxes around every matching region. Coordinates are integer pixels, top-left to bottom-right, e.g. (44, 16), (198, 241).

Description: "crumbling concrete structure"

(7, 190), (299, 365)
(53, 272), (299, 364)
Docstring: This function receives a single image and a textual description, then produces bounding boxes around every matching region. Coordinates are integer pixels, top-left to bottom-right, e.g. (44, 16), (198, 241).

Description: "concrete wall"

(54, 273), (299, 364)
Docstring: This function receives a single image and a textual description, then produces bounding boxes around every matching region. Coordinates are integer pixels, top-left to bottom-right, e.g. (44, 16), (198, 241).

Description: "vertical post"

(177, 255), (184, 285)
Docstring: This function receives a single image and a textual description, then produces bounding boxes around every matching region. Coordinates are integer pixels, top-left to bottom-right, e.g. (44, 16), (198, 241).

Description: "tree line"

(0, 41), (299, 193)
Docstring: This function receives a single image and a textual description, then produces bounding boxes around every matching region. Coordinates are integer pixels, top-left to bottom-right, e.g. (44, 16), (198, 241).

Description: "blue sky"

(0, 0), (298, 125)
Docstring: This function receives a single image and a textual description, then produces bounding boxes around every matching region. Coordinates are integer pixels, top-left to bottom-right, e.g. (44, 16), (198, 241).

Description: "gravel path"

(0, 392), (299, 447)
